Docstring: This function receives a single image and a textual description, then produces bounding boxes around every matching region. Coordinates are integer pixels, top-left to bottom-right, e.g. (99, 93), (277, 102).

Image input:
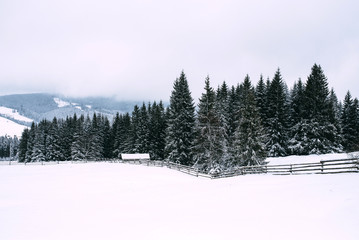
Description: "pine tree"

(137, 103), (150, 153)
(31, 120), (50, 162)
(227, 85), (241, 144)
(120, 113), (133, 154)
(341, 92), (359, 151)
(60, 115), (77, 161)
(215, 81), (231, 168)
(194, 76), (226, 172)
(287, 79), (307, 155)
(71, 115), (86, 161)
(102, 116), (113, 159)
(46, 117), (64, 161)
(302, 64), (342, 154)
(233, 75), (267, 166)
(255, 74), (268, 123)
(326, 89), (343, 152)
(289, 78), (305, 125)
(148, 101), (167, 160)
(266, 69), (289, 156)
(87, 113), (104, 160)
(18, 128), (29, 162)
(130, 105), (141, 153)
(165, 71), (196, 165)
(304, 64), (330, 121)
(25, 122), (36, 162)
(112, 113), (121, 157)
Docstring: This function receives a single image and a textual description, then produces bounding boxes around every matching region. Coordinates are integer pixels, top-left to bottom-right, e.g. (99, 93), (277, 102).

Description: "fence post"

(289, 164), (292, 174)
(321, 161), (324, 173)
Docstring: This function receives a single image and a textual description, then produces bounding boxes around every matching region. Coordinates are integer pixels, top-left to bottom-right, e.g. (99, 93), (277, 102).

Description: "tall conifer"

(165, 71), (196, 165)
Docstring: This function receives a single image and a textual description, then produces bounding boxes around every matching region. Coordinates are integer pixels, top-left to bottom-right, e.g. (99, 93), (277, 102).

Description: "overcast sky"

(0, 0), (358, 102)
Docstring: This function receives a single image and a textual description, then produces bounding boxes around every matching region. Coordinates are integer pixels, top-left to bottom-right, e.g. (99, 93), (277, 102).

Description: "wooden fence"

(115, 157), (359, 178)
(113, 158), (211, 178)
(1, 157), (358, 179)
(211, 158), (359, 179)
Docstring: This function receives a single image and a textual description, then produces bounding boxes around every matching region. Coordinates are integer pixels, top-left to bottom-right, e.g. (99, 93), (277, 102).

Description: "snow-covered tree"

(148, 101), (167, 160)
(341, 91), (359, 152)
(18, 129), (29, 162)
(194, 76), (227, 172)
(233, 75), (267, 166)
(46, 117), (64, 161)
(165, 71), (196, 165)
(265, 69), (289, 156)
(215, 81), (231, 168)
(71, 115), (86, 161)
(301, 64), (342, 154)
(255, 74), (268, 123)
(31, 120), (50, 162)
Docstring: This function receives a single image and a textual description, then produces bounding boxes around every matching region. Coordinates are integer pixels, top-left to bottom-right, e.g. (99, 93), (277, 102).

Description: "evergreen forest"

(17, 64), (359, 172)
(0, 136), (19, 159)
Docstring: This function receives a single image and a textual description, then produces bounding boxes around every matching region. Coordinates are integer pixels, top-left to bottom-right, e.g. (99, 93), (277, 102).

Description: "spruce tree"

(255, 74), (268, 123)
(215, 81), (231, 167)
(61, 115), (77, 161)
(194, 76), (226, 172)
(71, 115), (86, 161)
(137, 103), (150, 153)
(266, 69), (289, 156)
(302, 64), (342, 154)
(165, 71), (196, 165)
(46, 117), (64, 161)
(25, 122), (36, 162)
(341, 92), (359, 151)
(233, 75), (267, 166)
(287, 79), (307, 155)
(112, 113), (121, 157)
(31, 120), (50, 162)
(102, 116), (113, 159)
(130, 105), (141, 153)
(87, 113), (104, 160)
(18, 129), (29, 162)
(227, 85), (241, 144)
(148, 101), (167, 160)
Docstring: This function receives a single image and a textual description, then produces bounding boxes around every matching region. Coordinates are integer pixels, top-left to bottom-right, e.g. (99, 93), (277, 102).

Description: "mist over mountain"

(0, 93), (146, 136)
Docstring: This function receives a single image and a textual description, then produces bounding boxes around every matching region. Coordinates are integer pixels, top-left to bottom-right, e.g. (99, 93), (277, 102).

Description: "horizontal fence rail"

(212, 158), (359, 179)
(1, 157), (358, 179)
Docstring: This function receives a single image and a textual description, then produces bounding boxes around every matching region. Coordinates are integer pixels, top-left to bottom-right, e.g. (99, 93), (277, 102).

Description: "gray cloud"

(0, 0), (358, 102)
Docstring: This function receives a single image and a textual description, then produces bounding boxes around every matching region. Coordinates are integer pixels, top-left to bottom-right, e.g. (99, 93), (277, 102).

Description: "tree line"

(18, 64), (359, 172)
(0, 136), (19, 159)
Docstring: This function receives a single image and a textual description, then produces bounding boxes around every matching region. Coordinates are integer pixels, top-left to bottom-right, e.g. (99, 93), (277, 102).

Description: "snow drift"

(0, 157), (358, 240)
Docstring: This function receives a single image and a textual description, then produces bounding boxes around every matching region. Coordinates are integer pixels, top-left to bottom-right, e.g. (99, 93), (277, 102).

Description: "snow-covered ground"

(267, 152), (358, 165)
(0, 106), (33, 123)
(53, 98), (71, 108)
(0, 116), (28, 137)
(0, 156), (358, 240)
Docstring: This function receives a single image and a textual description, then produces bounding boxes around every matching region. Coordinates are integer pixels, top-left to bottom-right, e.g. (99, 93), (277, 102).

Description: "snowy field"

(267, 152), (359, 165)
(0, 116), (28, 137)
(0, 106), (33, 123)
(0, 156), (358, 240)
(0, 106), (31, 137)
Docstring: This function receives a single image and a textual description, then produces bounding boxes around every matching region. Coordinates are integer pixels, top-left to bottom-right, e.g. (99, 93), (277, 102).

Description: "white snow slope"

(0, 106), (33, 123)
(53, 97), (70, 108)
(0, 157), (358, 240)
(0, 116), (28, 137)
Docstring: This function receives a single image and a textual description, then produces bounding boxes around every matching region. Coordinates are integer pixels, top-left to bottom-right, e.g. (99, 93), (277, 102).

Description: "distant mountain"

(0, 93), (144, 137)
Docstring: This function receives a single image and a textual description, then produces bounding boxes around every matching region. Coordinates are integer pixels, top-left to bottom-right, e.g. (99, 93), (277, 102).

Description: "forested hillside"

(18, 64), (359, 172)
